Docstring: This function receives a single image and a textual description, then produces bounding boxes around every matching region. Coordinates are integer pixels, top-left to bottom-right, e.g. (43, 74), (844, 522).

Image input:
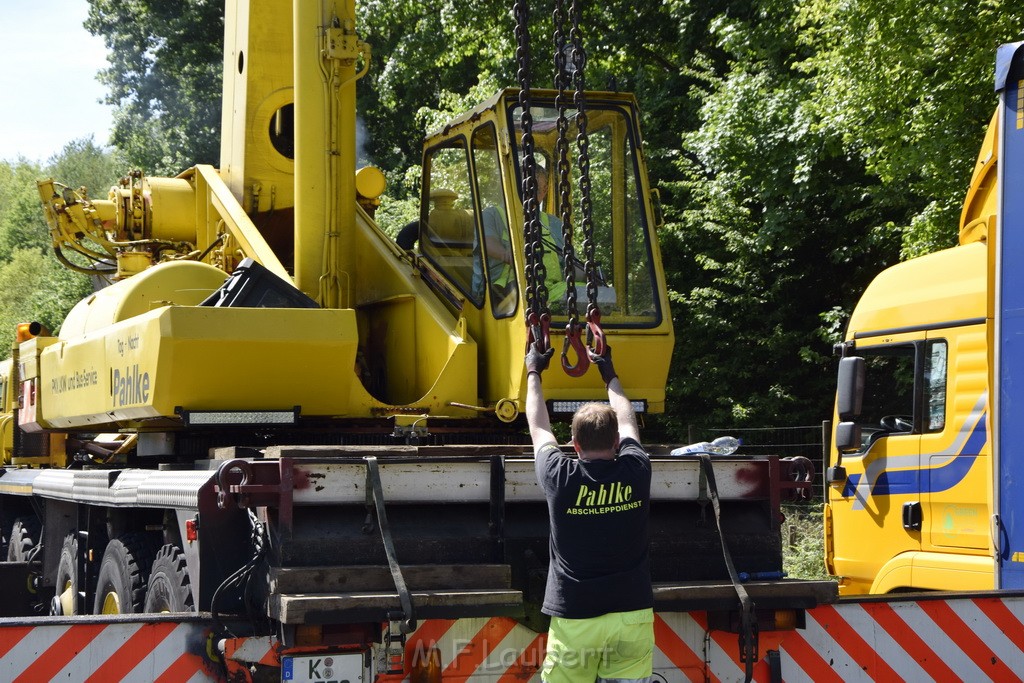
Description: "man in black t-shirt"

(525, 342), (654, 683)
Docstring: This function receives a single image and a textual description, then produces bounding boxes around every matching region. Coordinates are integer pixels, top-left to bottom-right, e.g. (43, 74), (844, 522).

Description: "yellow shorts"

(542, 608), (654, 683)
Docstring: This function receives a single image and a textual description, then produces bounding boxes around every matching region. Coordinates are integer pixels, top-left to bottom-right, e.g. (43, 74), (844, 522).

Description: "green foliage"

(782, 503), (830, 580)
(665, 2), (902, 428)
(85, 0), (223, 174)
(0, 140), (119, 358)
(0, 160), (45, 235)
(0, 190), (49, 261)
(797, 0), (1024, 256)
(47, 137), (125, 201)
(0, 250), (92, 355)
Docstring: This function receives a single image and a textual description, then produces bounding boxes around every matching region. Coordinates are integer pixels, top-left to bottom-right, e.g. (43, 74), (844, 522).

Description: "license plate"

(281, 652), (366, 682)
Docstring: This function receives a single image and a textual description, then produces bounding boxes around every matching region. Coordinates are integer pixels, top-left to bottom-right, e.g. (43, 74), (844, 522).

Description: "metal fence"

(688, 422), (828, 496)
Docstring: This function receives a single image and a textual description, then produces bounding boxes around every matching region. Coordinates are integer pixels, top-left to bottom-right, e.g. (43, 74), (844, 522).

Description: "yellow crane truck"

(0, 1), (831, 680)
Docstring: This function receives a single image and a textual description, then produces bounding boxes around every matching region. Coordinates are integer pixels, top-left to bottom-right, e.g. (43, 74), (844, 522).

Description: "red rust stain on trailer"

(732, 465), (769, 496)
(292, 469), (315, 490)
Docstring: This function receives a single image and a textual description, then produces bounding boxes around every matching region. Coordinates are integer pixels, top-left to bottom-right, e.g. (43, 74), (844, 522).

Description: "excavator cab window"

(508, 99), (661, 327)
(420, 137), (484, 305)
(471, 123), (518, 318)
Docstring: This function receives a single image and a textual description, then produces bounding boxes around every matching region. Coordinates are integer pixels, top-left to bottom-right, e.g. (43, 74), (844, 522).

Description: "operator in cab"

(476, 164), (568, 306)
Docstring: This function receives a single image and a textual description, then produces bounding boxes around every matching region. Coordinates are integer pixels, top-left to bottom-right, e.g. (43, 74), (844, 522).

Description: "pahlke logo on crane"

(112, 364), (151, 406)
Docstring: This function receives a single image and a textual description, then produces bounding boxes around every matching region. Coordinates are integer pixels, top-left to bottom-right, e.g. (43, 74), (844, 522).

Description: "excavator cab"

(416, 89), (674, 415)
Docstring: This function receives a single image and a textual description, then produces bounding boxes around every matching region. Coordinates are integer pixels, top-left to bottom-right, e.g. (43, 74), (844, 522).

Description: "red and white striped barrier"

(399, 596), (1024, 683)
(5, 595), (1023, 682)
(778, 596), (1024, 682)
(0, 619), (218, 682)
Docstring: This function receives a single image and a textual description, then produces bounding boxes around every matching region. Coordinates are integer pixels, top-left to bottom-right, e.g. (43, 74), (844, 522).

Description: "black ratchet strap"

(364, 456), (416, 632)
(698, 454), (757, 683)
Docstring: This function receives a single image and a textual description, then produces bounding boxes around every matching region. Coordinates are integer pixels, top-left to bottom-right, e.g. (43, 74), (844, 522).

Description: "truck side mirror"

(834, 421), (862, 455)
(836, 356), (865, 420)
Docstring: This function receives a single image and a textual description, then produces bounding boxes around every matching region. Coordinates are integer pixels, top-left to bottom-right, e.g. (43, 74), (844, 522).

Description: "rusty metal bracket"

(215, 458), (295, 535)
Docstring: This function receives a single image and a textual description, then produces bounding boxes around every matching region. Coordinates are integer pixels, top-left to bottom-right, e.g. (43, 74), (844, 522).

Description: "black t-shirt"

(535, 437), (653, 618)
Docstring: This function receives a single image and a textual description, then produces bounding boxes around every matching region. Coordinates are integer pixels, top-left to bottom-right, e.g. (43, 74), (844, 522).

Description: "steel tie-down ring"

(216, 459), (254, 509)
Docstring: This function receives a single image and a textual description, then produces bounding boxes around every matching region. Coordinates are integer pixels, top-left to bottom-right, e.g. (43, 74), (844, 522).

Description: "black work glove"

(589, 344), (617, 385)
(526, 345), (555, 376)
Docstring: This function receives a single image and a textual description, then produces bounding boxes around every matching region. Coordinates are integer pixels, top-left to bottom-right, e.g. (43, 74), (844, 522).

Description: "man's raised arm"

(524, 344), (556, 453)
(590, 345), (639, 443)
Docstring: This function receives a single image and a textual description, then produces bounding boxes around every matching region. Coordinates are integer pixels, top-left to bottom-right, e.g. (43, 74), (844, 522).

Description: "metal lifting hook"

(586, 305), (605, 357)
(527, 310), (552, 354)
(561, 320), (591, 376)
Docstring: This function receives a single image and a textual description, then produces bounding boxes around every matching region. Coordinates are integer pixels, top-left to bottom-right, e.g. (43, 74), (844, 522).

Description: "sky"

(0, 0), (114, 164)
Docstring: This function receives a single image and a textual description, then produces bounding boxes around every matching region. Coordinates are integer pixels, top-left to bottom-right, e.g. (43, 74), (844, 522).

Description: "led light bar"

(549, 400), (647, 415)
(179, 408), (299, 426)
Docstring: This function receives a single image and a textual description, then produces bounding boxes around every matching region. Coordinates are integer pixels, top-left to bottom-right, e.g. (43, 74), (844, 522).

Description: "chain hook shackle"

(585, 305), (605, 358)
(561, 320), (591, 376)
(527, 309), (552, 356)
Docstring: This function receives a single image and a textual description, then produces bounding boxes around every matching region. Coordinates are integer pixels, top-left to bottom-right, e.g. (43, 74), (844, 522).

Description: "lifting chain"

(569, 0), (605, 358)
(553, 0), (588, 376)
(514, 0), (551, 354)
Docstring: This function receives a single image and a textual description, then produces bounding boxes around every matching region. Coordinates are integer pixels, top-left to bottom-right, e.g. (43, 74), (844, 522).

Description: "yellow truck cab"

(824, 112), (1000, 595)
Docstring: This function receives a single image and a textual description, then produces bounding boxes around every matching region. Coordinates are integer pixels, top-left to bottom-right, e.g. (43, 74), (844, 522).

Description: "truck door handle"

(902, 501), (922, 531)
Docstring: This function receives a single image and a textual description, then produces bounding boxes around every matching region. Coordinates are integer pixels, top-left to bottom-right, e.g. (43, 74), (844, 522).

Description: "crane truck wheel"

(144, 544), (195, 613)
(52, 534), (81, 616)
(93, 533), (158, 615)
(7, 516), (41, 562)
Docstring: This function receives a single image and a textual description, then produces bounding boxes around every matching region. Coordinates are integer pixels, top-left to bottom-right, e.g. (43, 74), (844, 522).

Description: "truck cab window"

(925, 340), (948, 432)
(471, 123), (518, 317)
(855, 344), (916, 450)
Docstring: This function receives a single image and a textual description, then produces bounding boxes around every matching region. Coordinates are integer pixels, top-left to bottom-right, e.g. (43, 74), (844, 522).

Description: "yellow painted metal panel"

(925, 326), (991, 552)
(38, 307), (358, 429)
(60, 261), (229, 338)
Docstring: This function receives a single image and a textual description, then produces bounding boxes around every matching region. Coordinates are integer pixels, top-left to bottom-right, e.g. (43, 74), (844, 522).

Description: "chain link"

(553, 0), (577, 327)
(569, 0), (603, 351)
(514, 0), (550, 350)
(553, 0), (591, 375)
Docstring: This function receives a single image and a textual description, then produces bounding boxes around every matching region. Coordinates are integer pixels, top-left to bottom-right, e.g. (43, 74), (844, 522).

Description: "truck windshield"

(507, 100), (661, 327)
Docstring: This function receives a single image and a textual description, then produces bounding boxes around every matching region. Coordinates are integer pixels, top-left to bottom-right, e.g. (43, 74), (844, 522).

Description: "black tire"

(144, 544), (195, 613)
(0, 510), (8, 558)
(52, 533), (80, 615)
(93, 533), (157, 615)
(7, 516), (41, 562)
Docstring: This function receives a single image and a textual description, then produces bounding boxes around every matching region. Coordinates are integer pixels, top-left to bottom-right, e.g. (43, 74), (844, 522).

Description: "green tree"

(47, 137), (125, 202)
(0, 140), (120, 357)
(0, 250), (92, 356)
(797, 0), (1024, 256)
(85, 0), (223, 174)
(0, 190), (49, 262)
(662, 1), (904, 429)
(0, 160), (47, 262)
